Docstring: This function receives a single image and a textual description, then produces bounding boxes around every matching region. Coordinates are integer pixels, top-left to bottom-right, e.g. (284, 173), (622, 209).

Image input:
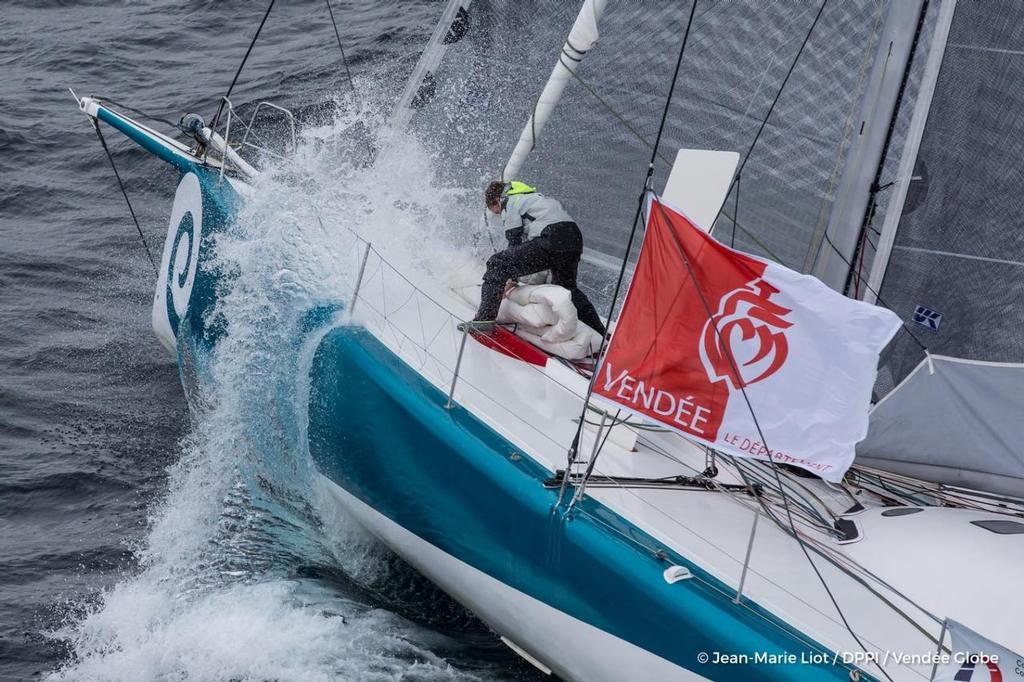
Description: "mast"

(810, 0), (927, 292)
(863, 0), (958, 303)
(501, 0), (608, 181)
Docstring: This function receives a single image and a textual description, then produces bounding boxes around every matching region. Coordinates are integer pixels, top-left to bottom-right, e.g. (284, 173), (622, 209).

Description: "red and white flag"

(594, 195), (901, 481)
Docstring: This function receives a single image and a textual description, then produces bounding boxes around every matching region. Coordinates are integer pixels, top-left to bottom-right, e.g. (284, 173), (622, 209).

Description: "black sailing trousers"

(474, 221), (607, 337)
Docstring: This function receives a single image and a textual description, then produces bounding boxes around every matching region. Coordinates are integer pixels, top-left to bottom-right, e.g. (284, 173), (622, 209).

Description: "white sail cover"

(858, 355), (1024, 498)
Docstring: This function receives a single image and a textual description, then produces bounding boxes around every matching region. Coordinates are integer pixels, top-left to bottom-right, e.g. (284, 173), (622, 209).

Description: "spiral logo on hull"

(161, 172), (204, 335)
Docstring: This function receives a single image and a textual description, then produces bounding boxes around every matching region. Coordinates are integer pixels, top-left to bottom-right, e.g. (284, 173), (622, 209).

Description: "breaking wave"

(48, 83), (522, 681)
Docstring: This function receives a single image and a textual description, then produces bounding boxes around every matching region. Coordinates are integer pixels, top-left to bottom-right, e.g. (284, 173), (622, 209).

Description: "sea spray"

(50, 85), (517, 681)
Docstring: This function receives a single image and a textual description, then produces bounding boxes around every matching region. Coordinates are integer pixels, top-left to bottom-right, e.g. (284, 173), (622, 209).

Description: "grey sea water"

(0, 2), (546, 679)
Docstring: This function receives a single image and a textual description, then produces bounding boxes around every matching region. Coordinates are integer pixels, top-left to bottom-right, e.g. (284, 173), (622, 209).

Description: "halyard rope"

(211, 0), (277, 132)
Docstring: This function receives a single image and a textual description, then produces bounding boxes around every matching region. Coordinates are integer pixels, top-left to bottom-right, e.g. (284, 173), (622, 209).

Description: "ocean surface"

(0, 2), (548, 679)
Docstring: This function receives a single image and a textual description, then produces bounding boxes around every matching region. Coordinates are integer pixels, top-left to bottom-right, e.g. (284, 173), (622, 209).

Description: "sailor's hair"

(484, 181), (506, 207)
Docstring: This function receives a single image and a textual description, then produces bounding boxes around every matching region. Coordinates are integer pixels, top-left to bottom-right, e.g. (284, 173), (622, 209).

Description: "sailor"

(473, 181), (606, 336)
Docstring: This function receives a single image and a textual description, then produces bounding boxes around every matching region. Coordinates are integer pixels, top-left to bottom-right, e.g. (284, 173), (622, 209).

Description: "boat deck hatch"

(971, 519), (1024, 535)
(881, 507), (923, 517)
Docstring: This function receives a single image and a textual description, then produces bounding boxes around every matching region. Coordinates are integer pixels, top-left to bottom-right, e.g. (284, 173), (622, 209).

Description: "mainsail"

(867, 0), (1024, 384)
(854, 0), (1024, 497)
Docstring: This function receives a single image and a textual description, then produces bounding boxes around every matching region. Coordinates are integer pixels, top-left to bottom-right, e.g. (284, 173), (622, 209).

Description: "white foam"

(51, 579), (477, 682)
(51, 83), (499, 681)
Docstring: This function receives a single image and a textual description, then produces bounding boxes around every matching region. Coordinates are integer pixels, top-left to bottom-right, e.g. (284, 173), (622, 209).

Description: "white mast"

(501, 0), (608, 181)
(863, 0), (958, 303)
(809, 0), (926, 291)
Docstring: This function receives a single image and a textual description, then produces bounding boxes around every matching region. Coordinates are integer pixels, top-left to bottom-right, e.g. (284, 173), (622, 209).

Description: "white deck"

(340, 250), (1024, 681)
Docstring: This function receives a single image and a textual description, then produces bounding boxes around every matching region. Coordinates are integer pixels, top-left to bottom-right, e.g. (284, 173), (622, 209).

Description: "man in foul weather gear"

(473, 181), (606, 336)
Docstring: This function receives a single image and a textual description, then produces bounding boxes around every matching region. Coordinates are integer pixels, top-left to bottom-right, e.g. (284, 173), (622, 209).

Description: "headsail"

(395, 1), (894, 275)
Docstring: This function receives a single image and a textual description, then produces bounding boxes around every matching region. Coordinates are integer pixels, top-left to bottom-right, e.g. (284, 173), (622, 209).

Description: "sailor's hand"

(503, 280), (518, 297)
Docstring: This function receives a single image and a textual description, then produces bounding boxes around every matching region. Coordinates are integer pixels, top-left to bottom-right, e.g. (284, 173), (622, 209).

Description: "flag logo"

(593, 195), (901, 481)
(699, 279), (793, 390)
(933, 619), (1022, 682)
(951, 655), (1003, 682)
(913, 305), (943, 330)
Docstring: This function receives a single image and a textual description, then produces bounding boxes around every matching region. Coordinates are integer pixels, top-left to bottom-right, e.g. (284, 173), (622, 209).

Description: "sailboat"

(75, 0), (1024, 680)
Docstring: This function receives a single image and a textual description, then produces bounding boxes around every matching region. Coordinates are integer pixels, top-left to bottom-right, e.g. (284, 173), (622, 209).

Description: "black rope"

(324, 0), (357, 92)
(558, 0), (700, 504)
(737, 0), (827, 180)
(730, 172), (740, 248)
(211, 0), (276, 131)
(841, 0), (930, 298)
(707, 0), (826, 256)
(91, 120), (158, 274)
(649, 197), (894, 682)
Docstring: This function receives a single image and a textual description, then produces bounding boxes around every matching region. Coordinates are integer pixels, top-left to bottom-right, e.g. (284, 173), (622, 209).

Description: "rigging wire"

(733, 1), (827, 182)
(324, 0), (358, 94)
(561, 66), (674, 169)
(559, 0), (700, 506)
(91, 120), (158, 275)
(211, 0), (277, 132)
(694, 0), (827, 262)
(559, 65), (786, 264)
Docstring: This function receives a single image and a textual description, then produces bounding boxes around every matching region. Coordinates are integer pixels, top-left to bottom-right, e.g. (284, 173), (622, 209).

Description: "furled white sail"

(501, 0), (607, 181)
